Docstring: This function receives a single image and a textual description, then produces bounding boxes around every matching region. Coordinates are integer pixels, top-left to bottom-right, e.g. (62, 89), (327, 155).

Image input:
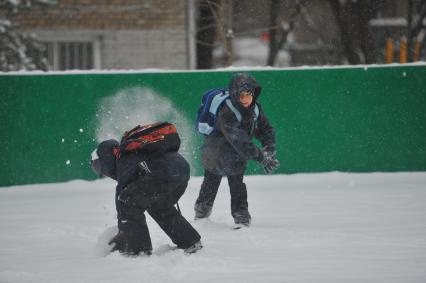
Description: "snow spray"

(95, 87), (196, 168)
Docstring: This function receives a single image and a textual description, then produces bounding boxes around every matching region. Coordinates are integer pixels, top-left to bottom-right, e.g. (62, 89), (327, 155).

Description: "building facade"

(6, 0), (195, 70)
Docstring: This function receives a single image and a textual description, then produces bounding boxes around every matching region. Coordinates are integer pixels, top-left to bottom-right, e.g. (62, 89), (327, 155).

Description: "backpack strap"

(254, 104), (259, 117)
(209, 90), (229, 114)
(225, 99), (242, 122)
(225, 100), (259, 122)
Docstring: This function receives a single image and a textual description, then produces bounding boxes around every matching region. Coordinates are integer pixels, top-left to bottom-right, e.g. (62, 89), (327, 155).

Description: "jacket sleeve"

(116, 155), (150, 192)
(216, 106), (263, 162)
(254, 106), (276, 153)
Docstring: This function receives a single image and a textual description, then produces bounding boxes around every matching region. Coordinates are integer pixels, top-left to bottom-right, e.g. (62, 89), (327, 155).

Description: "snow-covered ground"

(1, 172), (426, 283)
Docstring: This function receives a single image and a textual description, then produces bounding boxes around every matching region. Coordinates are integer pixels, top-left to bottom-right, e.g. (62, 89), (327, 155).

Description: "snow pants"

(194, 170), (251, 224)
(116, 180), (201, 254)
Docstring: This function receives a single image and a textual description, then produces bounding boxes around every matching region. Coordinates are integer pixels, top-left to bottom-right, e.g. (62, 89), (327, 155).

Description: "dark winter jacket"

(201, 73), (276, 176)
(116, 151), (190, 197)
(94, 139), (190, 205)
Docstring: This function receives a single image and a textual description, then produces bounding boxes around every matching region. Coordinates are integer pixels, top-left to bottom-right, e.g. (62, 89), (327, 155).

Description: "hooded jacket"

(201, 73), (276, 176)
(93, 139), (119, 180)
(92, 136), (190, 196)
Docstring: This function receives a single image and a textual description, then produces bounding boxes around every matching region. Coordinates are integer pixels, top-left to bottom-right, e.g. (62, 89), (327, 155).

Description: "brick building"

(6, 0), (195, 70)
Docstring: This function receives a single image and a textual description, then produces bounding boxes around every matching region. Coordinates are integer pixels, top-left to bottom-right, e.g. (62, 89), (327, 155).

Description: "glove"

(117, 185), (151, 209)
(108, 231), (129, 253)
(260, 151), (280, 174)
(108, 231), (152, 256)
(117, 186), (133, 205)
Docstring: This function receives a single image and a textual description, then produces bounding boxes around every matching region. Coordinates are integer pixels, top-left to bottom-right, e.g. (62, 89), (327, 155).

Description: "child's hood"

(95, 139), (119, 180)
(228, 73), (261, 106)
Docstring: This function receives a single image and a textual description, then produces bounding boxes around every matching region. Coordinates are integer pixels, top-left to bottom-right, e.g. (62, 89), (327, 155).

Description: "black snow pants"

(194, 170), (251, 223)
(116, 180), (201, 253)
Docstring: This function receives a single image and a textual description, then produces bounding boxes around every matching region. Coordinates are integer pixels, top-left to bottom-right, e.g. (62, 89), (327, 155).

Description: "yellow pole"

(385, 38), (394, 64)
(399, 36), (407, 63)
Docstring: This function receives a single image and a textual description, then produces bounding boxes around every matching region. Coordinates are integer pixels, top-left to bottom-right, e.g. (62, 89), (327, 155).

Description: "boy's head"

(239, 90), (253, 108)
(228, 73), (261, 109)
(91, 139), (119, 180)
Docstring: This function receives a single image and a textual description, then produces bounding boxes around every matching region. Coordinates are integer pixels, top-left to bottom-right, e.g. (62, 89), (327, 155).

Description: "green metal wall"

(1, 64), (425, 186)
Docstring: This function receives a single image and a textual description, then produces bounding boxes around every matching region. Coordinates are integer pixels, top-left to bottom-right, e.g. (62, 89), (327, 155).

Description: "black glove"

(108, 231), (129, 253)
(117, 185), (151, 209)
(260, 151), (280, 174)
(108, 231), (152, 256)
(117, 186), (133, 206)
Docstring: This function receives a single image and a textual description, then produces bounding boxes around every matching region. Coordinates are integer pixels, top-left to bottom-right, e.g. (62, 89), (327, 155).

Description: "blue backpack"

(195, 87), (259, 135)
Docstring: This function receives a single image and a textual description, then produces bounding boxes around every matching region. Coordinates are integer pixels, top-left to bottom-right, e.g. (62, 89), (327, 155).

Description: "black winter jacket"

(201, 74), (276, 176)
(116, 151), (190, 196)
(94, 139), (190, 203)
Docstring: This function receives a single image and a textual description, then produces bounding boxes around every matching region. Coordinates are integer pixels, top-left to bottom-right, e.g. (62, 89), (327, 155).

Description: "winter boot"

(194, 203), (213, 220)
(232, 210), (251, 227)
(184, 240), (203, 254)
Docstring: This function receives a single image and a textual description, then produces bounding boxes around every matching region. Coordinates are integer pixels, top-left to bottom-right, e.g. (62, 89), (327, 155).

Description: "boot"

(184, 240), (203, 254)
(232, 210), (251, 226)
(194, 203), (212, 220)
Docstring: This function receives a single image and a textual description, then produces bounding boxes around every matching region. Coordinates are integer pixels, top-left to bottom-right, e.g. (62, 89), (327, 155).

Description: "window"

(44, 41), (95, 70)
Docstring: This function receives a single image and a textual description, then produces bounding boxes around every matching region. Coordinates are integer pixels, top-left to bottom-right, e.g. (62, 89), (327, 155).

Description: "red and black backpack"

(113, 122), (181, 158)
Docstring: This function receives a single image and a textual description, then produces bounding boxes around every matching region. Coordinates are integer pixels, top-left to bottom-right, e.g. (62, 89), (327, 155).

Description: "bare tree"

(217, 0), (233, 66)
(196, 0), (219, 69)
(328, 0), (383, 64)
(357, 0), (380, 63)
(267, 0), (284, 66)
(0, 0), (56, 71)
(196, 0), (234, 69)
(407, 0), (426, 61)
(266, 0), (304, 66)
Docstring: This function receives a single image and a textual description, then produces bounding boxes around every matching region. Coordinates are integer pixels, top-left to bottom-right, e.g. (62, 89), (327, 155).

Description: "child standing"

(194, 73), (279, 227)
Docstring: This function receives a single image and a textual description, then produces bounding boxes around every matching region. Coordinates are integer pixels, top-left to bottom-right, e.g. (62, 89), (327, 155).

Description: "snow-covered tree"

(0, 0), (56, 71)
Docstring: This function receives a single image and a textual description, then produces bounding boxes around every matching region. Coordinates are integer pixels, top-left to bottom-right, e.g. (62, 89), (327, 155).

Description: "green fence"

(1, 64), (426, 186)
